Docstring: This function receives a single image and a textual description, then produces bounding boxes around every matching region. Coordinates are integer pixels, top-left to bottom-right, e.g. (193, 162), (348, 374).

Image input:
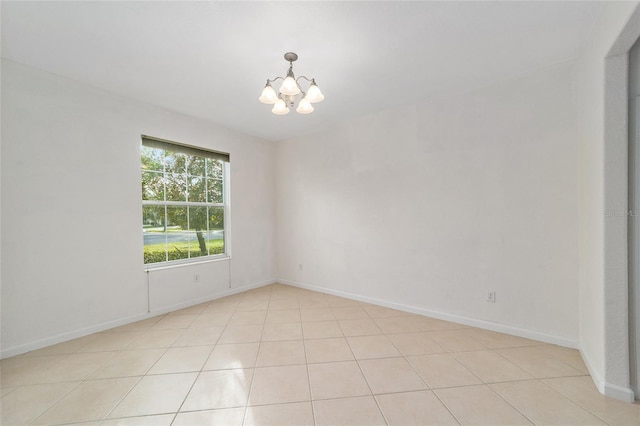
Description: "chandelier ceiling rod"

(259, 52), (324, 115)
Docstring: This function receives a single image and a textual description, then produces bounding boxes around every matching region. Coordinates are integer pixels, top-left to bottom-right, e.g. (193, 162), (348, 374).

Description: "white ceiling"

(1, 1), (603, 142)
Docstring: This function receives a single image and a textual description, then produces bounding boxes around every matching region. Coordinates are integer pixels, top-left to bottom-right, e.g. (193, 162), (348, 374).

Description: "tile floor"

(2, 283), (639, 425)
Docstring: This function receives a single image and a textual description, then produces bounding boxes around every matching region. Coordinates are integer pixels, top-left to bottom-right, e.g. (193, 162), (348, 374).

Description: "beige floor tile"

(470, 329), (543, 349)
(151, 314), (198, 330)
(172, 326), (224, 346)
(358, 357), (427, 394)
(256, 340), (306, 367)
(326, 295), (361, 307)
(418, 317), (468, 331)
(436, 385), (533, 425)
(32, 377), (139, 425)
(332, 306), (369, 320)
(21, 335), (99, 357)
(544, 376), (640, 425)
(491, 380), (606, 425)
(302, 321), (344, 339)
(538, 345), (589, 374)
(248, 365), (310, 405)
(454, 350), (533, 383)
(339, 319), (383, 336)
(90, 349), (166, 379)
(304, 338), (355, 363)
(268, 298), (300, 310)
(100, 413), (175, 425)
(108, 373), (197, 417)
(376, 390), (459, 426)
(203, 343), (259, 370)
(261, 323), (303, 341)
(190, 311), (233, 327)
(1, 387), (16, 397)
(313, 396), (386, 426)
(218, 325), (264, 344)
(181, 369), (253, 411)
(242, 288), (272, 300)
(125, 329), (183, 349)
(208, 297), (242, 307)
(298, 296), (330, 309)
(1, 356), (64, 387)
(407, 354), (482, 388)
(496, 346), (586, 378)
(427, 330), (487, 352)
(387, 332), (446, 356)
(265, 309), (301, 324)
(270, 293), (298, 301)
(37, 352), (117, 384)
(236, 300), (270, 311)
(77, 332), (144, 352)
(301, 308), (336, 322)
(244, 401), (314, 426)
(106, 316), (163, 333)
(0, 382), (79, 425)
(147, 346), (212, 374)
(374, 316), (426, 334)
(347, 335), (401, 359)
(174, 408), (244, 426)
(228, 310), (267, 326)
(361, 305), (407, 318)
(308, 361), (371, 400)
(168, 303), (208, 316)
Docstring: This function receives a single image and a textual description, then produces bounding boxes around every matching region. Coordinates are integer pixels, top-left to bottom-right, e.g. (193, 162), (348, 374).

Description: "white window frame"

(141, 136), (230, 270)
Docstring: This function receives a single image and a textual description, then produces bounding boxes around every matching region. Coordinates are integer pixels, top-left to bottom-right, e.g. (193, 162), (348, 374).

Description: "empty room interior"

(2, 1), (640, 425)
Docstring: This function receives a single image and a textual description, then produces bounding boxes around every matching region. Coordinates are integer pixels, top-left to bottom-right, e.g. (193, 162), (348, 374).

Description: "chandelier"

(259, 52), (324, 115)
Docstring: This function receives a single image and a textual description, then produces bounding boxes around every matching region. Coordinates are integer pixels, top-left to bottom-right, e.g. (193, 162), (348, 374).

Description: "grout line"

(241, 286), (271, 425)
(171, 298), (233, 425)
(537, 379), (613, 425)
(486, 379), (549, 426)
(299, 297), (318, 426)
(100, 375), (146, 423)
(429, 388), (464, 425)
(343, 328), (390, 425)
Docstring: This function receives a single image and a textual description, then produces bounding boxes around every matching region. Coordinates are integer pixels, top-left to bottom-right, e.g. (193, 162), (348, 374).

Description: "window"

(141, 136), (229, 265)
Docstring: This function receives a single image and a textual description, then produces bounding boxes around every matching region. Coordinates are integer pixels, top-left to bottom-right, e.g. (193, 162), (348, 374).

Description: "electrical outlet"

(299, 263), (303, 271)
(194, 274), (200, 283)
(487, 291), (496, 303)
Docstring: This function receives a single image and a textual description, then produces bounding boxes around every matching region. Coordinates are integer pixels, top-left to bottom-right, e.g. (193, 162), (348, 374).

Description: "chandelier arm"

(295, 76), (316, 83)
(266, 77), (284, 84)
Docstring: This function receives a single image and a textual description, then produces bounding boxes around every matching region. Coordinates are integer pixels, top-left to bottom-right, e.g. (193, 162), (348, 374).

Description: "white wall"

(0, 59), (276, 357)
(277, 61), (580, 346)
(577, 2), (639, 402)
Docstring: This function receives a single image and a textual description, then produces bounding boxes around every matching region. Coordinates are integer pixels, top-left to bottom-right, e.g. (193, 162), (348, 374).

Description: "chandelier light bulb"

(305, 83), (324, 103)
(272, 98), (289, 115)
(279, 76), (300, 96)
(259, 84), (278, 104)
(296, 98), (314, 114)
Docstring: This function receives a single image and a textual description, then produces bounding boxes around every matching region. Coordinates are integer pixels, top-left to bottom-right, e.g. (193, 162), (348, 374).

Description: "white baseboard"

(1, 312), (152, 359)
(604, 383), (635, 402)
(149, 278), (275, 316)
(278, 279), (579, 349)
(0, 279), (276, 359)
(580, 348), (636, 402)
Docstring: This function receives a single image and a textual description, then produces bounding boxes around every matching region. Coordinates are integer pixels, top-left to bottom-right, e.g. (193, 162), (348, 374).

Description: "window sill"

(144, 255), (230, 272)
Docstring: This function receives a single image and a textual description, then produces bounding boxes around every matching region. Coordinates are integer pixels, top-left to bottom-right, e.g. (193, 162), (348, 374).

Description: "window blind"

(142, 135), (229, 162)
